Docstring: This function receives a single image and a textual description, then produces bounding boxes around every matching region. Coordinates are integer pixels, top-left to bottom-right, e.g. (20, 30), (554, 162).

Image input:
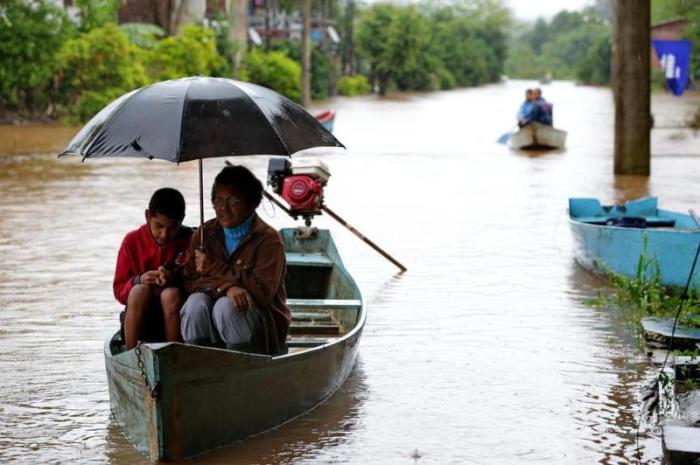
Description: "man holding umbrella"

(180, 165), (291, 355)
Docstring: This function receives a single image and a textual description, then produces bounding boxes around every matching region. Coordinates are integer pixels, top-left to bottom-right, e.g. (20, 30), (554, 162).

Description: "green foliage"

(435, 68), (457, 90)
(575, 33), (611, 85)
(270, 40), (337, 100)
(586, 236), (700, 346)
(56, 23), (149, 123)
(75, 0), (119, 32)
(119, 22), (166, 49)
(145, 24), (226, 81)
(355, 1), (510, 93)
(309, 47), (336, 100)
(355, 3), (400, 94)
(506, 8), (611, 84)
(337, 75), (370, 96)
(240, 49), (301, 102)
(0, 0), (75, 113)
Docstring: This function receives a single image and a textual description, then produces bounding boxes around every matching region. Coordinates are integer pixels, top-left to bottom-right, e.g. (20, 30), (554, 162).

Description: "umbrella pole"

(199, 158), (204, 250)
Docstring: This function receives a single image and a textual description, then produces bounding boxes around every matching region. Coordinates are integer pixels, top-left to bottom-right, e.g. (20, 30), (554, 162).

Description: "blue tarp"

(652, 39), (693, 96)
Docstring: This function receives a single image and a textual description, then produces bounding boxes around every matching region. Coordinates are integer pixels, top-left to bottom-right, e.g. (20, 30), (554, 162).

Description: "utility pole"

(612, 0), (651, 175)
(301, 0), (311, 107)
(227, 0), (248, 77)
(342, 0), (355, 74)
(264, 0), (271, 51)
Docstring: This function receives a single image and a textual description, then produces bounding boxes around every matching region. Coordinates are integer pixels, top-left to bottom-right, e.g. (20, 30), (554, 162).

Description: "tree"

(0, 0), (74, 115)
(355, 3), (395, 94)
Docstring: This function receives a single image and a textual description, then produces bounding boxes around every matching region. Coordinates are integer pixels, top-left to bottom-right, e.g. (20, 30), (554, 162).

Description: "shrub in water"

(337, 75), (371, 96)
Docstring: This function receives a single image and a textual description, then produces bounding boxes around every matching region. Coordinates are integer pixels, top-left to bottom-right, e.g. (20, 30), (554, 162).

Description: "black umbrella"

(59, 76), (344, 241)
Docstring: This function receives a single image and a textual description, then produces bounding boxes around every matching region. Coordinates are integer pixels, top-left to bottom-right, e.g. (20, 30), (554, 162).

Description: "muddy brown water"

(1, 80), (699, 464)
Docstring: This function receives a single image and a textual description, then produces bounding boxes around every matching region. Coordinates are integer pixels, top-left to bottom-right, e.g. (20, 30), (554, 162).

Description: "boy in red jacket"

(113, 188), (193, 349)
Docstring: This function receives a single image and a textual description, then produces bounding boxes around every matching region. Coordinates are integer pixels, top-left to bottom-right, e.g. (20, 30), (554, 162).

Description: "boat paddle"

(496, 125), (517, 144)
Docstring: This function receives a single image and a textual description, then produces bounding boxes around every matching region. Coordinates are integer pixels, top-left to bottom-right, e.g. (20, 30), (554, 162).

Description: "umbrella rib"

(230, 81), (292, 156)
(176, 79), (192, 161)
(82, 87), (145, 159)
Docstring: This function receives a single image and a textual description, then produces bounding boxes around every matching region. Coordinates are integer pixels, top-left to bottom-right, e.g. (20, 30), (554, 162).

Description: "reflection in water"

(1, 80), (699, 464)
(612, 176), (650, 204)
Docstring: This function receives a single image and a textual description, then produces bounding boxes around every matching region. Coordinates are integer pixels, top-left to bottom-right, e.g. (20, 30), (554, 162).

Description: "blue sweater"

(223, 214), (254, 256)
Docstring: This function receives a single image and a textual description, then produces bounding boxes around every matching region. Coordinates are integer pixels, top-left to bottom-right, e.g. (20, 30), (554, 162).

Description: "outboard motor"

(267, 158), (331, 226)
(263, 158), (406, 271)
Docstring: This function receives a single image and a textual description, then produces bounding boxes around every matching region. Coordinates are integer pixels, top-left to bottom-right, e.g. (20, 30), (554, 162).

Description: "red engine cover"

(280, 175), (323, 212)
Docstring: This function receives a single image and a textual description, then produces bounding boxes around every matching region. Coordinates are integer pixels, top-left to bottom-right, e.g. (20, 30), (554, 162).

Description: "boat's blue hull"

(569, 204), (700, 289)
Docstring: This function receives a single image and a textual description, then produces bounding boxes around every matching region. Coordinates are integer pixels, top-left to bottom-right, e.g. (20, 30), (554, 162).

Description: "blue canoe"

(568, 196), (700, 289)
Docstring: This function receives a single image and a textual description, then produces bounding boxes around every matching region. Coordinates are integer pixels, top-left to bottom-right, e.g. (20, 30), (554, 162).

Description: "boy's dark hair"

(148, 188), (186, 222)
(211, 165), (263, 208)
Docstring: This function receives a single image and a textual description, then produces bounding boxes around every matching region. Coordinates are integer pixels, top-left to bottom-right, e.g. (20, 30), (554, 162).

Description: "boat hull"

(105, 326), (362, 461)
(569, 214), (700, 289)
(510, 122), (566, 150)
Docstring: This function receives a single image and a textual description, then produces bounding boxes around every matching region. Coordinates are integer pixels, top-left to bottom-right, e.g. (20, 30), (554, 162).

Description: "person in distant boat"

(180, 165), (290, 355)
(532, 88), (553, 126)
(113, 188), (193, 349)
(517, 88), (537, 127)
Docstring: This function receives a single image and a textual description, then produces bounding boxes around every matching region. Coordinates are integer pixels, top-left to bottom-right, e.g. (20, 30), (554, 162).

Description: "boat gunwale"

(567, 210), (700, 235)
(103, 298), (365, 364)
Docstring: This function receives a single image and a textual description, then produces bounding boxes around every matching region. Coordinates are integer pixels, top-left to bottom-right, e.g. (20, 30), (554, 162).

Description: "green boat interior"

(282, 228), (363, 353)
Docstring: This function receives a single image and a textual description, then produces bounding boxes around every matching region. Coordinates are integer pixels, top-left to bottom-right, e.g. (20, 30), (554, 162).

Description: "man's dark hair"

(211, 165), (263, 208)
(148, 187), (186, 222)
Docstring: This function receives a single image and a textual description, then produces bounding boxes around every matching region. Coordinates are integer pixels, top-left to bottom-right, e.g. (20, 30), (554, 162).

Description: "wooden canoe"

(509, 122), (566, 150)
(104, 228), (364, 461)
(569, 196), (700, 290)
(314, 110), (336, 133)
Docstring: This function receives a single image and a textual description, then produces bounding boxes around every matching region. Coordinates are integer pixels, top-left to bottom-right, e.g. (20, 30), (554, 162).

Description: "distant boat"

(105, 228), (364, 461)
(509, 122), (567, 150)
(314, 110), (336, 133)
(568, 196), (700, 290)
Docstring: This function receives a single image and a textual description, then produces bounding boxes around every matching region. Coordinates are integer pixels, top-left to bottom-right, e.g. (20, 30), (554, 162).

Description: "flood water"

(1, 80), (699, 464)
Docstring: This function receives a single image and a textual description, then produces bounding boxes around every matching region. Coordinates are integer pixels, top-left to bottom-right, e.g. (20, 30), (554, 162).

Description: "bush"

(336, 75), (371, 96)
(145, 24), (226, 81)
(240, 49), (301, 102)
(0, 0), (75, 114)
(269, 40), (336, 100)
(435, 68), (456, 90)
(56, 23), (149, 122)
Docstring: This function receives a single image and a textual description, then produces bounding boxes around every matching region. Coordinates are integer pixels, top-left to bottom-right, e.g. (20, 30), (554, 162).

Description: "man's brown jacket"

(183, 214), (290, 354)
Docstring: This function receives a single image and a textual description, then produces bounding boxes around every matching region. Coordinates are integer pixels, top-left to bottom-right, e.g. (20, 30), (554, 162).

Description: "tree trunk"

(612, 0), (651, 175)
(301, 0), (312, 107)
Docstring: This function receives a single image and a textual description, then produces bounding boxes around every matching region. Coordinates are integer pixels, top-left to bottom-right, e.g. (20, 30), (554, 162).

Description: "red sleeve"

(113, 235), (138, 305)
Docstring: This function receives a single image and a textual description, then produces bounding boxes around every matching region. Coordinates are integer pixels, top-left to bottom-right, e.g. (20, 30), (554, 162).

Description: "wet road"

(1, 80), (699, 464)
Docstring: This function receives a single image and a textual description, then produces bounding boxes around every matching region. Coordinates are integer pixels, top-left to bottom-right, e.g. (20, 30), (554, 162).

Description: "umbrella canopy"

(59, 76), (344, 241)
(60, 76), (344, 161)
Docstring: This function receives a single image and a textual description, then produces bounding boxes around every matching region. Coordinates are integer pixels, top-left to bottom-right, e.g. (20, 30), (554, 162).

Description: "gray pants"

(180, 292), (262, 348)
